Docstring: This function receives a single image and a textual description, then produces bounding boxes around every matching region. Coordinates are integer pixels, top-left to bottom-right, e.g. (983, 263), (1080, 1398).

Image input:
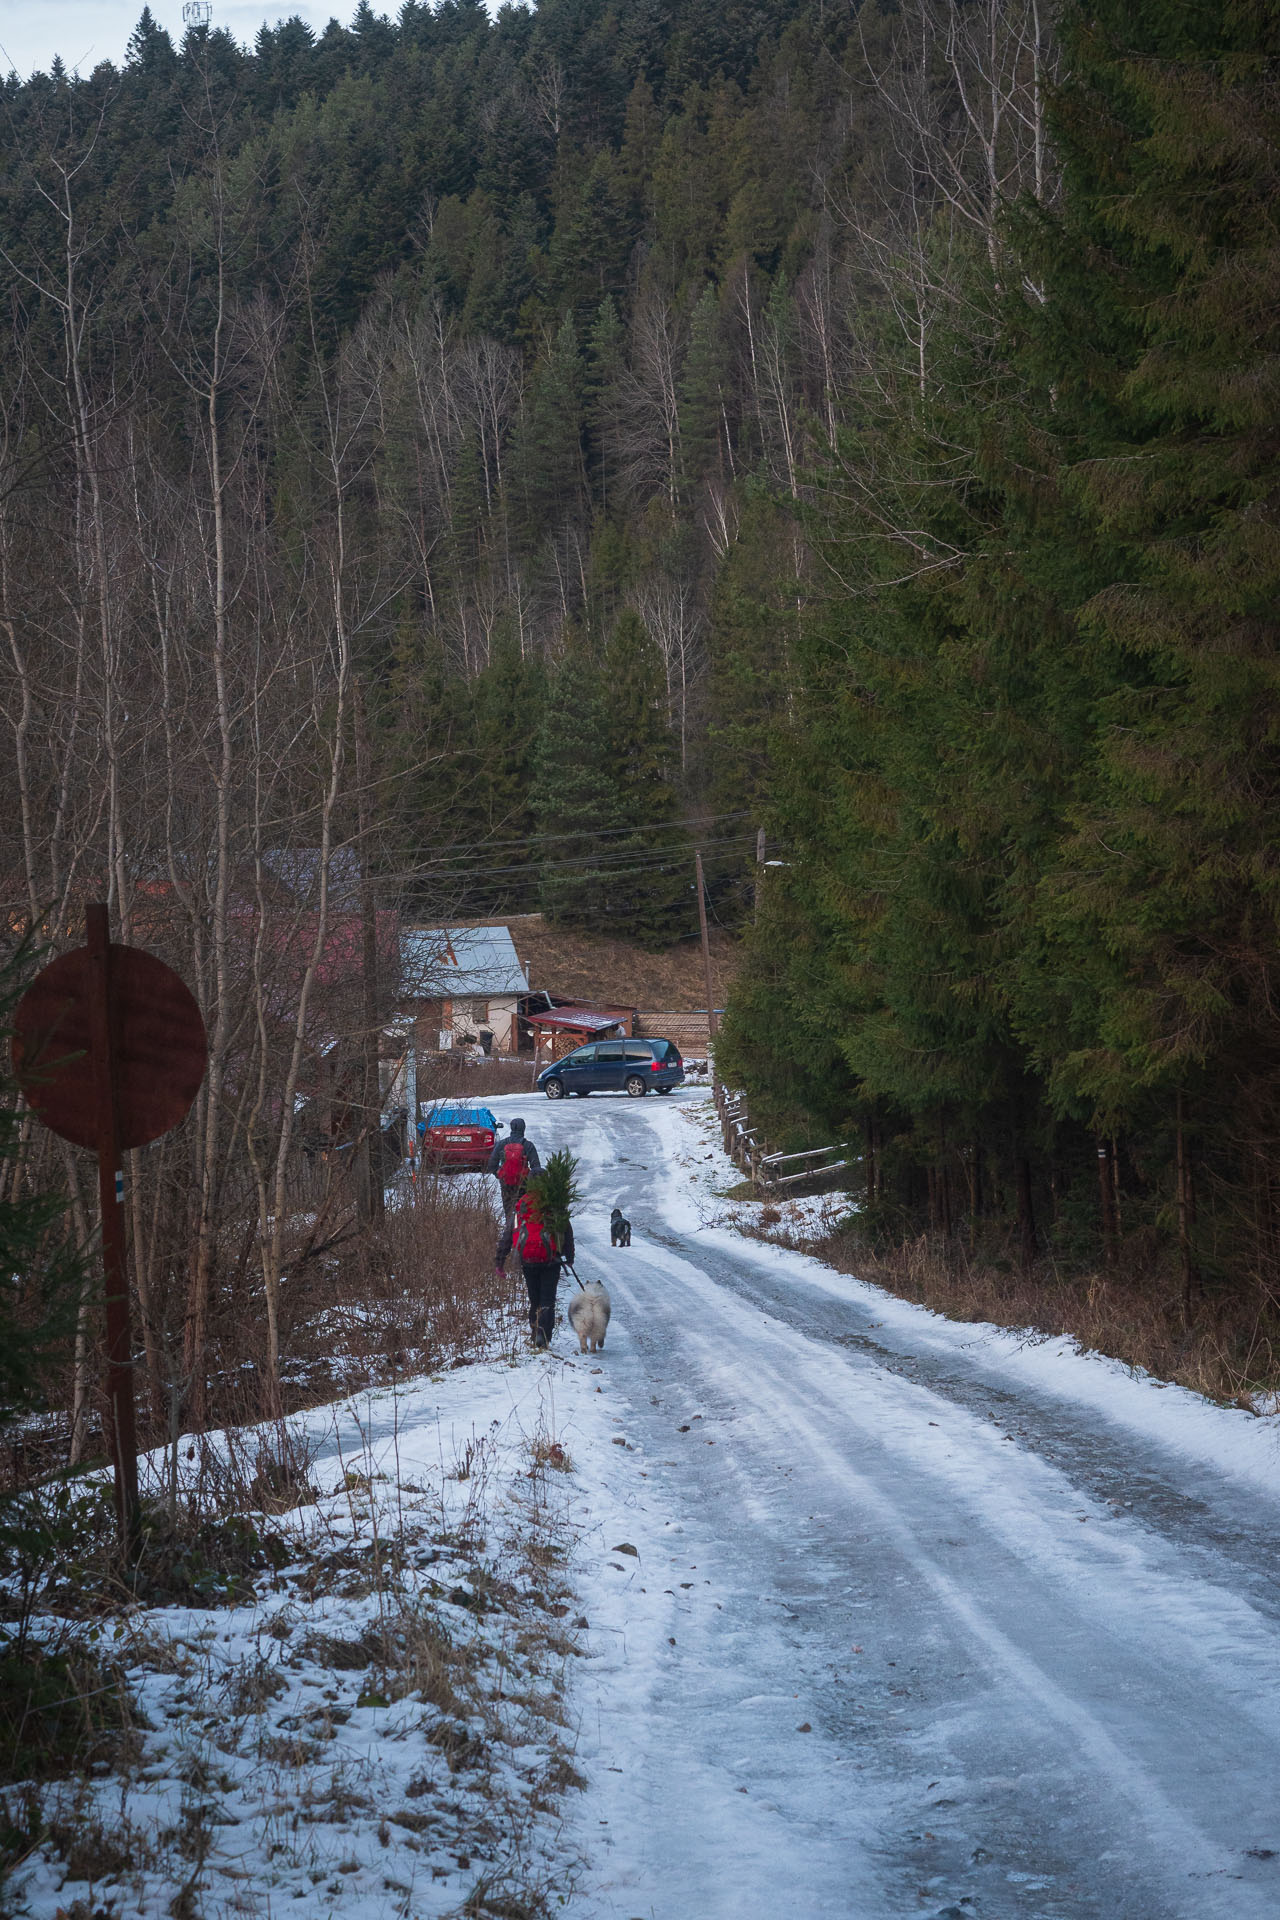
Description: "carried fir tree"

(523, 1150), (581, 1246)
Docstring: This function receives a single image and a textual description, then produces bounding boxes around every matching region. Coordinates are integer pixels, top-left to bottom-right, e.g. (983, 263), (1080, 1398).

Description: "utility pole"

(754, 826), (766, 922)
(354, 678), (384, 1225)
(695, 850), (717, 1040)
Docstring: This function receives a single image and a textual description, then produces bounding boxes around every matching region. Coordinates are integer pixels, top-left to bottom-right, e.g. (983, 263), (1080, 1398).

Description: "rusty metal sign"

(13, 936), (207, 1150)
(11, 909), (208, 1553)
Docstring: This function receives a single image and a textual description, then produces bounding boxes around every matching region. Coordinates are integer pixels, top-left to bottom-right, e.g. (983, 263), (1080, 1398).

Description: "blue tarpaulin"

(418, 1105), (498, 1131)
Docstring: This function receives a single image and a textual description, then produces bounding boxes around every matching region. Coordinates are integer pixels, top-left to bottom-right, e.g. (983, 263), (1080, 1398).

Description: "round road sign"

(12, 943), (208, 1150)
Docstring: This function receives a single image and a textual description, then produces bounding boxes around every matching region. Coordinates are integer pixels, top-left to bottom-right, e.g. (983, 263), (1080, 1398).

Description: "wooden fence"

(712, 1081), (855, 1197)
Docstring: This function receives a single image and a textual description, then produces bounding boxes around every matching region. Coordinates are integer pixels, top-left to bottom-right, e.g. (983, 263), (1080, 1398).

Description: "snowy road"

(490, 1088), (1280, 1920)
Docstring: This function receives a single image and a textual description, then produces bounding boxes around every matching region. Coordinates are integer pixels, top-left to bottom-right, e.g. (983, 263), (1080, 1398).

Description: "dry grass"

(205, 1173), (518, 1424)
(807, 1218), (1279, 1407)
(493, 911), (738, 1010)
(419, 1054), (541, 1100)
(3, 1147), (514, 1481)
(2, 1390), (590, 1919)
(525, 1438), (573, 1475)
(0, 1132), (579, 1912)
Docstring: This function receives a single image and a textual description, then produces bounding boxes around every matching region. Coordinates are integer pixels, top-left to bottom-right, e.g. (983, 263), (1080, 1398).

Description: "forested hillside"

(719, 0), (1280, 1378)
(2, 0), (1279, 1385)
(1, 0), (850, 947)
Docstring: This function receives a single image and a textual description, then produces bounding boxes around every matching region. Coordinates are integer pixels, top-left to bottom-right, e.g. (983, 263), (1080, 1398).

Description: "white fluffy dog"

(567, 1279), (611, 1353)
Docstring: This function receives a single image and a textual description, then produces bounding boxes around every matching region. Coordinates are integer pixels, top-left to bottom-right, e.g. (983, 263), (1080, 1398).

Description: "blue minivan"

(538, 1037), (684, 1099)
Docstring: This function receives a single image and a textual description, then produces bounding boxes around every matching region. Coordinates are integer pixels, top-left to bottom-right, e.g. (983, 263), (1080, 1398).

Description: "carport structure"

(526, 1003), (633, 1064)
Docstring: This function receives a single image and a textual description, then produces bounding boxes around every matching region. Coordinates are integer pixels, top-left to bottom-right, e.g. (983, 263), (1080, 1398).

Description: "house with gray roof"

(400, 925), (530, 1054)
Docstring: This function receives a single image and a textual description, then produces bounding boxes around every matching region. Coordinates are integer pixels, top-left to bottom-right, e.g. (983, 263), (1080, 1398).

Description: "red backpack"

(498, 1141), (528, 1188)
(515, 1195), (557, 1263)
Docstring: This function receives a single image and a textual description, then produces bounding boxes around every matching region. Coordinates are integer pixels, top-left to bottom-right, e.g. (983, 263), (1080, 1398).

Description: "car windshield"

(563, 1046), (594, 1064)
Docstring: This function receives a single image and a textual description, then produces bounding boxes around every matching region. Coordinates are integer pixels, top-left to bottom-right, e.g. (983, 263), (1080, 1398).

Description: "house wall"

(486, 997), (518, 1052)
(404, 999), (517, 1054)
(449, 996), (518, 1052)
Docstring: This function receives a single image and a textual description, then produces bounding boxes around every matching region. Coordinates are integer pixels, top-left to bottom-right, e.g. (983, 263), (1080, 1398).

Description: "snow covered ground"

(502, 1086), (1280, 1920)
(9, 1354), (598, 1919)
(12, 1085), (1280, 1919)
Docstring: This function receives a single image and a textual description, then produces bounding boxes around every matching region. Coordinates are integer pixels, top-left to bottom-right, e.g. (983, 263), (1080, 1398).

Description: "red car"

(417, 1104), (498, 1172)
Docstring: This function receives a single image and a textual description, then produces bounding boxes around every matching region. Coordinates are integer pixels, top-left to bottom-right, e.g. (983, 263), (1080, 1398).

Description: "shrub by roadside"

(418, 1055), (536, 1101)
(9, 1171), (512, 1483)
(0, 1370), (588, 1919)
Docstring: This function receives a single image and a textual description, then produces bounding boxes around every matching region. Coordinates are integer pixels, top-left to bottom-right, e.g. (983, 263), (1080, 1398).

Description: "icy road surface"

(490, 1087), (1280, 1920)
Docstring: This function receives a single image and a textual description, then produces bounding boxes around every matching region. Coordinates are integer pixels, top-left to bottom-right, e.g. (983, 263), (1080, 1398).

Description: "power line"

(418, 833), (760, 884)
(402, 809), (752, 864)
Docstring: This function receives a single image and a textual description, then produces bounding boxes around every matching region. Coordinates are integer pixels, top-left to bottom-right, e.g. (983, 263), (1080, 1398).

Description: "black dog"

(610, 1207), (631, 1247)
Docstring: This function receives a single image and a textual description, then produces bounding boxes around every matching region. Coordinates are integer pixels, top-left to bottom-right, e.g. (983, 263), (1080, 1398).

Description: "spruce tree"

(466, 642), (549, 911)
(601, 609), (695, 947)
(703, 496), (797, 827)
(584, 295), (627, 512)
(678, 283), (729, 491)
(528, 652), (630, 930)
(1015, 0), (1280, 1141)
(507, 313), (586, 542)
(528, 626), (693, 946)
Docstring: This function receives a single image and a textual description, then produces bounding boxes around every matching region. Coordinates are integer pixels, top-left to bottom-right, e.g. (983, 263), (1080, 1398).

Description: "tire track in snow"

(495, 1092), (1280, 1917)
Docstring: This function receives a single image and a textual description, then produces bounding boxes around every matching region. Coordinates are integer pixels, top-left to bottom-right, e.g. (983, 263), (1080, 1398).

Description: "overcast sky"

(0, 2), (376, 81)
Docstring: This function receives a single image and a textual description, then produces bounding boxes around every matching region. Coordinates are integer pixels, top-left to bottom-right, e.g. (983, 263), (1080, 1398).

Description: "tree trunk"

(354, 677), (384, 1227)
(1014, 1134), (1037, 1272)
(1097, 1137), (1118, 1267)
(1176, 1092), (1198, 1327)
(184, 239), (233, 1432)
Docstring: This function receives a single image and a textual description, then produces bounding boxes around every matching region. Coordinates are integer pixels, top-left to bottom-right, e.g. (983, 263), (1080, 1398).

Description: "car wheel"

(625, 1075), (648, 1097)
(544, 1079), (564, 1100)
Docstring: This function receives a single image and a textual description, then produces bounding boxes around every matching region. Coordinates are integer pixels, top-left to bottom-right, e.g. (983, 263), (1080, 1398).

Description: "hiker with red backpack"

(488, 1117), (541, 1277)
(513, 1151), (579, 1349)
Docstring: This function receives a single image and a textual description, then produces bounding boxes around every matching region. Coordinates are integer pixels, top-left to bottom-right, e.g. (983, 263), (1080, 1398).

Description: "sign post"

(85, 904), (141, 1550)
(12, 908), (208, 1556)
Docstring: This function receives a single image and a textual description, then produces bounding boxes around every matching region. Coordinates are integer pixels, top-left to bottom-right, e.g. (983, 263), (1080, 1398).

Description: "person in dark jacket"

(513, 1186), (574, 1349)
(487, 1117), (542, 1276)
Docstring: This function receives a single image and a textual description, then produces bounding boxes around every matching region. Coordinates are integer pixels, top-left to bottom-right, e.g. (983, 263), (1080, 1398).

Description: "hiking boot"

(494, 1264), (506, 1279)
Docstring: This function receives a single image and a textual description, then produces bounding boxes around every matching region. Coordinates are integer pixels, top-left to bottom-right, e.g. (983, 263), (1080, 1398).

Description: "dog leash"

(562, 1261), (588, 1292)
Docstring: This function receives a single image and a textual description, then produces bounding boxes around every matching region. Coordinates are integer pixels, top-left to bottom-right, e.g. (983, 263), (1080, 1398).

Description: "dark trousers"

(522, 1261), (560, 1347)
(496, 1185), (521, 1267)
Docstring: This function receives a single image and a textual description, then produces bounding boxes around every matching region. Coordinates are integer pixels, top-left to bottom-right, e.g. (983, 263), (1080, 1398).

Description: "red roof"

(236, 909), (399, 988)
(526, 1006), (629, 1034)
